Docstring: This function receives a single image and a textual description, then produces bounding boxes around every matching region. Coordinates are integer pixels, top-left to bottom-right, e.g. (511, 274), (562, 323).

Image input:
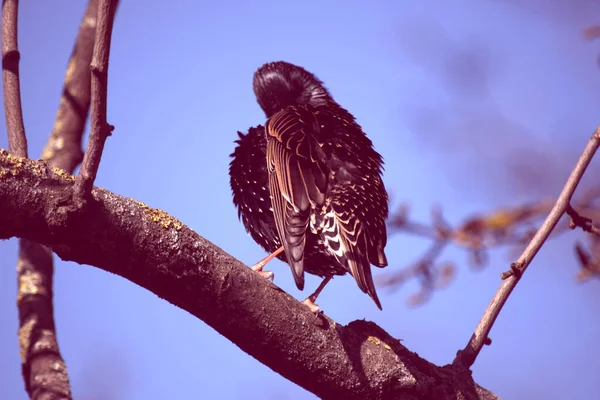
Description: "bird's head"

(253, 61), (334, 117)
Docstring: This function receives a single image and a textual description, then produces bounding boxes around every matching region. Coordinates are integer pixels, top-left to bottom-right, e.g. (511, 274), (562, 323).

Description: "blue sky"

(1, 1), (600, 398)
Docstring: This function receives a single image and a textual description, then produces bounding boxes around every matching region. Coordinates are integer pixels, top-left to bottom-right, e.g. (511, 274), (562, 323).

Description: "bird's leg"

(301, 276), (333, 314)
(251, 246), (284, 281)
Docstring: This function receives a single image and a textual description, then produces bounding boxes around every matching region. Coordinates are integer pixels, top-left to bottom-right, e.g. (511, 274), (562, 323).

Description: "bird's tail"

(321, 210), (382, 309)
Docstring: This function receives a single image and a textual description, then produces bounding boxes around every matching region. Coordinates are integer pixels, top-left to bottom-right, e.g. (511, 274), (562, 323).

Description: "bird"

(229, 61), (389, 312)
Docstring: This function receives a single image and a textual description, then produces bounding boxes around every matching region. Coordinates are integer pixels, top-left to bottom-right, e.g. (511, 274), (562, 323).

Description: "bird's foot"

(251, 262), (274, 281)
(256, 270), (274, 280)
(301, 296), (321, 314)
(250, 247), (283, 281)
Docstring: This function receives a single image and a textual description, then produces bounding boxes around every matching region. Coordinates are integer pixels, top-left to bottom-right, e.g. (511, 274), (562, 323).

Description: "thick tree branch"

(0, 151), (497, 400)
(1, 0), (27, 156)
(73, 0), (117, 204)
(454, 127), (600, 368)
(15, 2), (105, 399)
(16, 240), (71, 400)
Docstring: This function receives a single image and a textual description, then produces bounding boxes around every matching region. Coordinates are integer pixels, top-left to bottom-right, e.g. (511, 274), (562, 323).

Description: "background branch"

(454, 127), (600, 368)
(1, 0), (26, 156)
(42, 0), (102, 172)
(380, 187), (600, 303)
(0, 151), (498, 400)
(73, 0), (117, 204)
(14, 1), (104, 399)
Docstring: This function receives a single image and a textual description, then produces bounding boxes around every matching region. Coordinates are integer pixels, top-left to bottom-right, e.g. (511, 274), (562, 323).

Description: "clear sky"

(1, 1), (600, 399)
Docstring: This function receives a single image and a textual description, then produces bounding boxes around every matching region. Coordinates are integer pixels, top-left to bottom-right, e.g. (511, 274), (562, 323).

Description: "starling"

(229, 61), (389, 311)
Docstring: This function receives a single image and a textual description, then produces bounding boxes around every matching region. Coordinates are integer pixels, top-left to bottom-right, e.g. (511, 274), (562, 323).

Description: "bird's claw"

(301, 297), (321, 314)
(251, 263), (274, 281)
(257, 270), (274, 281)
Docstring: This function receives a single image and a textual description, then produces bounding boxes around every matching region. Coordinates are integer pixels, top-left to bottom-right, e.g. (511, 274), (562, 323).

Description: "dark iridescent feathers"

(230, 61), (389, 309)
(229, 126), (281, 253)
(229, 124), (355, 275)
(252, 61), (334, 118)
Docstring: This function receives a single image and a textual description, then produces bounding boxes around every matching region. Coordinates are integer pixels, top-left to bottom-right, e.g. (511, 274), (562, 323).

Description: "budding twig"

(454, 126), (600, 368)
(73, 0), (118, 205)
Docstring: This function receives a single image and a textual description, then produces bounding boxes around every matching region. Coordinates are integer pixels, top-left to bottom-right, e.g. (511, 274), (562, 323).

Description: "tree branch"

(73, 0), (117, 205)
(0, 150), (498, 400)
(1, 0), (27, 157)
(382, 186), (600, 304)
(454, 126), (600, 368)
(42, 0), (102, 172)
(15, 2), (105, 399)
(16, 240), (71, 400)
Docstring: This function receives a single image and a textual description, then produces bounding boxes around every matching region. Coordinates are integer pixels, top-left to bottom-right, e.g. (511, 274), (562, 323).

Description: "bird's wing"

(266, 106), (328, 290)
(323, 185), (382, 309)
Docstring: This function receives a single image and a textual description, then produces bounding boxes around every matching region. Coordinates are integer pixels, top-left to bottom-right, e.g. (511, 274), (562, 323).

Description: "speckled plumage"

(229, 61), (389, 309)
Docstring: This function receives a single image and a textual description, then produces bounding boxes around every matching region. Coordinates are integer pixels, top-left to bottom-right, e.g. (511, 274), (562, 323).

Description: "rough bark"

(14, 1), (106, 398)
(0, 151), (498, 399)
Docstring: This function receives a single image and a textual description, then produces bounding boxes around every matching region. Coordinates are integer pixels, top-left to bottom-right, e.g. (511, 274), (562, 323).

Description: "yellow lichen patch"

(367, 336), (381, 345)
(0, 149), (45, 176)
(367, 336), (392, 350)
(133, 200), (147, 207)
(134, 200), (183, 230)
(1, 149), (25, 168)
(17, 269), (46, 302)
(51, 166), (75, 181)
(18, 318), (35, 363)
(65, 58), (76, 86)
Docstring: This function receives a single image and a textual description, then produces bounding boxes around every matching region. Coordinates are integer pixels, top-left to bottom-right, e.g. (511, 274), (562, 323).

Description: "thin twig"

(454, 126), (600, 368)
(73, 0), (117, 205)
(566, 204), (600, 237)
(15, 2), (104, 399)
(1, 0), (27, 157)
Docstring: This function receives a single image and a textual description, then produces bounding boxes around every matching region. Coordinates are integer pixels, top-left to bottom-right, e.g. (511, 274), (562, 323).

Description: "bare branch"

(454, 126), (600, 368)
(382, 189), (600, 304)
(73, 0), (117, 205)
(0, 1), (73, 398)
(15, 2), (106, 399)
(1, 0), (27, 156)
(16, 239), (71, 400)
(42, 0), (102, 172)
(0, 150), (498, 400)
